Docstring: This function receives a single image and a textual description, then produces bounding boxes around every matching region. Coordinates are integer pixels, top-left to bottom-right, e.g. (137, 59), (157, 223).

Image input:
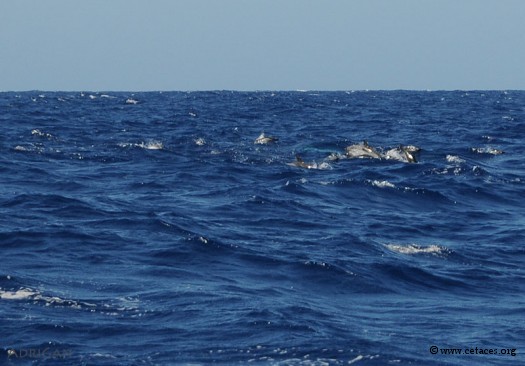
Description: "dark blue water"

(1, 91), (524, 365)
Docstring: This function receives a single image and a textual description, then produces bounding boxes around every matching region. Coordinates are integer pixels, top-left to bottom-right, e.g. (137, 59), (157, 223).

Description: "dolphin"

(287, 155), (318, 169)
(403, 145), (421, 153)
(254, 132), (278, 145)
(326, 152), (346, 162)
(384, 145), (419, 163)
(400, 145), (419, 162)
(345, 140), (382, 159)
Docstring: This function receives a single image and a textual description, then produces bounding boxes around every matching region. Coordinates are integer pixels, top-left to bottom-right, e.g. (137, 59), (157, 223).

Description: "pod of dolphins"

(254, 133), (422, 168)
(344, 140), (420, 163)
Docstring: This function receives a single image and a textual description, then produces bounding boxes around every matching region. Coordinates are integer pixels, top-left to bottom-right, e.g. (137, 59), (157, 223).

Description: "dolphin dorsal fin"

(295, 154), (304, 163)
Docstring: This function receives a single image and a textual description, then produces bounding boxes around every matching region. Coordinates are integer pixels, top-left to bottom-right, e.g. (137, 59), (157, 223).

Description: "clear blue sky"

(1, 0), (524, 91)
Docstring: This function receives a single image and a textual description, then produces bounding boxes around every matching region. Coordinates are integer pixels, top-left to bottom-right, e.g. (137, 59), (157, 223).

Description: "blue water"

(1, 91), (524, 365)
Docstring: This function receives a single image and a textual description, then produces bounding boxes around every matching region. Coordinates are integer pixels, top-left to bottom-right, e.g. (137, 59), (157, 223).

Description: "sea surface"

(1, 91), (524, 365)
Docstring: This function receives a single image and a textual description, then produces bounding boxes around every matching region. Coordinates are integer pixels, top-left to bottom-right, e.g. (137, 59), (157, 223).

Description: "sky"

(1, 0), (524, 91)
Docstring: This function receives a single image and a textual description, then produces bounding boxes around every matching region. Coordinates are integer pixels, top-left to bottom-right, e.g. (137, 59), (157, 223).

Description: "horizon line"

(1, 88), (523, 93)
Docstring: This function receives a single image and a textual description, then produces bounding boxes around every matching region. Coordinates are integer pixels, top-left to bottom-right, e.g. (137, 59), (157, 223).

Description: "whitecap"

(446, 155), (465, 164)
(471, 147), (504, 155)
(0, 286), (97, 309)
(0, 288), (38, 300)
(348, 355), (365, 364)
(385, 243), (446, 255)
(371, 180), (395, 188)
(137, 141), (164, 150)
(119, 141), (164, 150)
(194, 137), (206, 146)
(125, 98), (139, 104)
(31, 129), (53, 138)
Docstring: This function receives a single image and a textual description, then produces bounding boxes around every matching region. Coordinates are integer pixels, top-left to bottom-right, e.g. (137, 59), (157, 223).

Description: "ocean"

(0, 91), (523, 365)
